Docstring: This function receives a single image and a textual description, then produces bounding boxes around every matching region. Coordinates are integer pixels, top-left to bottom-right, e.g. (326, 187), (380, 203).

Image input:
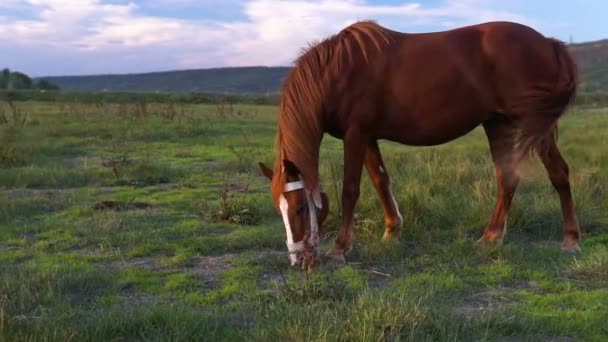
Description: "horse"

(258, 20), (581, 269)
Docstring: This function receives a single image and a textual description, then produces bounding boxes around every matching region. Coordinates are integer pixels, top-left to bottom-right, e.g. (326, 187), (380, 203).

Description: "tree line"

(0, 68), (60, 91)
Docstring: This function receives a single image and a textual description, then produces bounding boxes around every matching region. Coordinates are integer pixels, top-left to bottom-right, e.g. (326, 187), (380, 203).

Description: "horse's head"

(259, 160), (329, 269)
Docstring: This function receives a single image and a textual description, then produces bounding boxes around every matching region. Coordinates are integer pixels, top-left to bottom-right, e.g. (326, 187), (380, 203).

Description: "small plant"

(160, 102), (182, 120)
(215, 188), (258, 225)
(115, 102), (129, 118)
(236, 107), (260, 119)
(0, 119), (29, 166)
(198, 179), (259, 225)
(102, 154), (132, 180)
(216, 100), (235, 118)
(0, 100), (27, 127)
(227, 129), (259, 172)
(113, 102), (147, 120)
(0, 105), (7, 125)
(134, 101), (148, 119)
(0, 145), (27, 166)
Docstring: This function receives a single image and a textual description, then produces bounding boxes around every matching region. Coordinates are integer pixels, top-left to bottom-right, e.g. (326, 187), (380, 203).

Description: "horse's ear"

(282, 159), (300, 177)
(258, 162), (273, 180)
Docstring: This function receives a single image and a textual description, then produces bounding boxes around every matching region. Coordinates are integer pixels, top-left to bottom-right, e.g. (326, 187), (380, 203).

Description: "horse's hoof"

(561, 241), (581, 255)
(324, 250), (346, 267)
(382, 230), (398, 241)
(476, 234), (504, 247)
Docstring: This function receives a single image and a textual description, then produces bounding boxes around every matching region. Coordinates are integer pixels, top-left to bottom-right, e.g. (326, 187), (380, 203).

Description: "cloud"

(222, 0), (536, 66)
(0, 0), (24, 8)
(0, 0), (536, 75)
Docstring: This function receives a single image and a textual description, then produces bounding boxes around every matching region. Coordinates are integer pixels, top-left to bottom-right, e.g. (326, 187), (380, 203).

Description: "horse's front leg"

(326, 131), (367, 265)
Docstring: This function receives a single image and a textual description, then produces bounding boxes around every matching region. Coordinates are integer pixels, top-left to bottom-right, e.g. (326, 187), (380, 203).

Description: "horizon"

(35, 65), (293, 79)
(1, 0), (607, 77)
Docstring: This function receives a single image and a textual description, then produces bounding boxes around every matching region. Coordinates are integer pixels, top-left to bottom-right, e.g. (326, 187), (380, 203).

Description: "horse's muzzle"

(287, 241), (319, 270)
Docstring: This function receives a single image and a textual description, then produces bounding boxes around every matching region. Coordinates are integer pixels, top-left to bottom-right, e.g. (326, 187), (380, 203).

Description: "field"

(1, 101), (607, 341)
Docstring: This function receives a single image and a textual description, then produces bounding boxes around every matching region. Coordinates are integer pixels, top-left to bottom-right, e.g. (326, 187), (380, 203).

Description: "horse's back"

(372, 24), (499, 143)
(324, 21), (576, 145)
(385, 21), (569, 114)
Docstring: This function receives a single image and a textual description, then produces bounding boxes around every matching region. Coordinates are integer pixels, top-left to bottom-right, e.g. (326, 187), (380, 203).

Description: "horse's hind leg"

(537, 134), (582, 253)
(364, 140), (403, 240)
(478, 117), (521, 244)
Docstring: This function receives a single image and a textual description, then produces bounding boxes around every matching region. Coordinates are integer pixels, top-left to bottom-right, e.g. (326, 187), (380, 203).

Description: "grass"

(0, 101), (607, 341)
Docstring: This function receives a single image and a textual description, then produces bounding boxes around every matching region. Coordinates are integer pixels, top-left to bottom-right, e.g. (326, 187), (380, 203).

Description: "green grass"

(1, 101), (607, 341)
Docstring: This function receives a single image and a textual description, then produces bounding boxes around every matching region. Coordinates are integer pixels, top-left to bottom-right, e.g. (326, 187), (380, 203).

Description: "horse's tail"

(548, 38), (579, 109)
(515, 38), (579, 158)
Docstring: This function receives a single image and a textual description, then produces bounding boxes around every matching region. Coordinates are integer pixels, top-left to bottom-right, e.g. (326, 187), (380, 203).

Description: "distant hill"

(38, 40), (608, 94)
(569, 39), (608, 92)
(38, 66), (291, 94)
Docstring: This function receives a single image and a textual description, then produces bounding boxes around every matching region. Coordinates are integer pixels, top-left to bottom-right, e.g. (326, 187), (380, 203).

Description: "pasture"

(1, 101), (607, 341)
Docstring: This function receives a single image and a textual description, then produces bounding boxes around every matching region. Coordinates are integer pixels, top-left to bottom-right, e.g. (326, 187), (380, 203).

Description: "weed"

(0, 105), (6, 125)
(0, 126), (30, 167)
(102, 154), (132, 180)
(215, 188), (257, 225)
(195, 178), (260, 225)
(0, 100), (27, 127)
(134, 101), (149, 119)
(159, 102), (184, 121)
(215, 100), (234, 118)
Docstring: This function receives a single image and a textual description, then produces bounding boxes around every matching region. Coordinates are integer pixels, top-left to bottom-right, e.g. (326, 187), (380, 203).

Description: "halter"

(280, 180), (322, 266)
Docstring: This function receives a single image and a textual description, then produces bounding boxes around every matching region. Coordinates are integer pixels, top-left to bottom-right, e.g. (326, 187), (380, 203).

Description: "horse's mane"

(272, 21), (392, 202)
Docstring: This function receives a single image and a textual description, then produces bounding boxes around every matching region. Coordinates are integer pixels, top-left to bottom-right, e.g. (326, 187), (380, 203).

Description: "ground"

(1, 101), (607, 341)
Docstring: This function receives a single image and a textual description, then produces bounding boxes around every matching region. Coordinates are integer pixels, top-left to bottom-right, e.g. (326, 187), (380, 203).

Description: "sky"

(0, 0), (606, 76)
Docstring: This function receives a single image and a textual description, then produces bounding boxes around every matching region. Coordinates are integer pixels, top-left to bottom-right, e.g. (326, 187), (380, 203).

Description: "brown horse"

(259, 20), (581, 268)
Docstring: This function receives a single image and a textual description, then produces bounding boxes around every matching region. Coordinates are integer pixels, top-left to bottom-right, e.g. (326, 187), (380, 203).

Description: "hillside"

(38, 66), (291, 94)
(569, 39), (608, 92)
(38, 40), (608, 94)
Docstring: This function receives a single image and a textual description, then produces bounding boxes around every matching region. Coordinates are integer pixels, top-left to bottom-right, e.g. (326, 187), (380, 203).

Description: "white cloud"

(222, 0), (536, 66)
(0, 0), (537, 75)
(0, 0), (24, 8)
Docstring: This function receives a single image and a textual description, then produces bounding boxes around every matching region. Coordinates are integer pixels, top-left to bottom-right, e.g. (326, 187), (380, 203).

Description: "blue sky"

(0, 0), (606, 76)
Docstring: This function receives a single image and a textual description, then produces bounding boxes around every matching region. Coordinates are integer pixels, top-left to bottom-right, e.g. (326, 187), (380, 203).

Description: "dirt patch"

(255, 250), (290, 289)
(134, 176), (170, 187)
(363, 267), (394, 289)
(119, 287), (171, 305)
(119, 256), (162, 271)
(209, 177), (250, 193)
(115, 250), (364, 293)
(62, 156), (103, 169)
(92, 200), (152, 211)
(453, 290), (511, 317)
(188, 255), (237, 289)
(118, 254), (237, 290)
(4, 188), (74, 199)
(0, 242), (24, 251)
(452, 283), (532, 318)
(66, 246), (123, 259)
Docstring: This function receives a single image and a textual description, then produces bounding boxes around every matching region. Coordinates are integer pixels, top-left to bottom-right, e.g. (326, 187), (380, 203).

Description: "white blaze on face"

(279, 180), (322, 266)
(279, 194), (294, 244)
(279, 194), (299, 266)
